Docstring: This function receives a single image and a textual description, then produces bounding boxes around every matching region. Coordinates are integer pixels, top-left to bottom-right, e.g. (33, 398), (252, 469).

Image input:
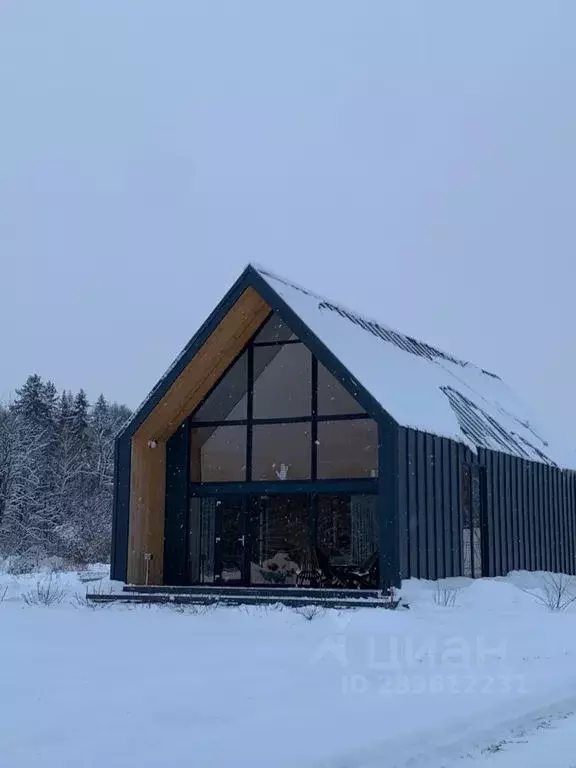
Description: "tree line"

(0, 374), (130, 568)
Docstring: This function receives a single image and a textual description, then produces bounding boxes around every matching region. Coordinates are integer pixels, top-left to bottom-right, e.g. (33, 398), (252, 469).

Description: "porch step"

(87, 590), (398, 610)
(122, 584), (382, 600)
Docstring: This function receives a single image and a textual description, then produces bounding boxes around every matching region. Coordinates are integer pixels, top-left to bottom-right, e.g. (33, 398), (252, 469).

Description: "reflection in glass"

(190, 425), (247, 482)
(188, 497), (216, 584)
(253, 344), (311, 419)
(250, 495), (310, 585)
(192, 352), (248, 422)
(253, 314), (298, 343)
(317, 363), (365, 416)
(218, 497), (245, 583)
(316, 494), (379, 587)
(252, 422), (312, 481)
(317, 419), (378, 478)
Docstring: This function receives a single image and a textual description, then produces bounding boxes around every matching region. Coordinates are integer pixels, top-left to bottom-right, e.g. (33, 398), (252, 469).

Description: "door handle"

(238, 535), (245, 545)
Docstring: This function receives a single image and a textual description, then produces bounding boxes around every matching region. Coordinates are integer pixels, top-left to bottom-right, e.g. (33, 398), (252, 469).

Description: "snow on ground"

(2, 569), (576, 767)
(457, 709), (576, 767)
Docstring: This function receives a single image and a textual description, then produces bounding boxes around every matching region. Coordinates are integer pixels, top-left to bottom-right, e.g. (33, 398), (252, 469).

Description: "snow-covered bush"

(524, 573), (576, 612)
(294, 604), (326, 621)
(434, 584), (460, 608)
(23, 574), (67, 607)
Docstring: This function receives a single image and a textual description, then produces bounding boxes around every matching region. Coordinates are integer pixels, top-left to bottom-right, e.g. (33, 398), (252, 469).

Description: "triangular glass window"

(253, 313), (298, 343)
(317, 363), (365, 416)
(192, 351), (248, 422)
(253, 343), (311, 418)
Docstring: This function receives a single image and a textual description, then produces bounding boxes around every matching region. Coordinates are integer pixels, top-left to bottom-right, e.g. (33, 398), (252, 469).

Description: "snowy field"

(3, 568), (576, 767)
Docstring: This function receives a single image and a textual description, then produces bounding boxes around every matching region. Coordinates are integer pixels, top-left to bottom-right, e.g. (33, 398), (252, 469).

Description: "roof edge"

(117, 263), (398, 443)
(251, 262), (501, 381)
(117, 265), (258, 441)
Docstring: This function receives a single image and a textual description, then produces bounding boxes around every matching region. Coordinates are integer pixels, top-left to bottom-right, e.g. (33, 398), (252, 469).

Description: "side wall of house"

(397, 427), (576, 580)
(110, 434), (131, 582)
(479, 448), (576, 577)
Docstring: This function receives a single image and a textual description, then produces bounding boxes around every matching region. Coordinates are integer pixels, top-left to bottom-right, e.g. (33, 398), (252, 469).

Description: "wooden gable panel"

(127, 287), (270, 584)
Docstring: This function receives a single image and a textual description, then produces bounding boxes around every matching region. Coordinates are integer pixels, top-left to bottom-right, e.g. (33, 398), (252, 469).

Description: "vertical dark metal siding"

(559, 471), (566, 572)
(454, 441), (464, 577)
(510, 453), (518, 570)
(488, 451), (500, 576)
(441, 439), (453, 578)
(449, 440), (461, 575)
(397, 428), (409, 580)
(569, 474), (573, 571)
(433, 436), (445, 578)
(531, 463), (540, 570)
(163, 422), (190, 586)
(557, 470), (564, 571)
(552, 466), (559, 570)
(425, 433), (437, 580)
(524, 460), (532, 571)
(396, 428), (576, 582)
(495, 452), (505, 573)
(516, 459), (525, 569)
(546, 465), (554, 572)
(564, 472), (570, 572)
(563, 473), (568, 572)
(568, 472), (576, 573)
(540, 463), (547, 571)
(407, 429), (419, 579)
(503, 453), (513, 573)
(379, 419), (401, 588)
(567, 472), (573, 573)
(568, 472), (575, 573)
(561, 471), (568, 572)
(545, 463), (552, 571)
(568, 474), (573, 572)
(416, 431), (428, 578)
(110, 435), (131, 582)
(478, 449), (492, 576)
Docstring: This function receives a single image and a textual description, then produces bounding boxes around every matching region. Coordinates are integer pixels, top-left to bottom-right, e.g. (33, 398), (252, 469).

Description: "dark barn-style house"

(111, 265), (576, 593)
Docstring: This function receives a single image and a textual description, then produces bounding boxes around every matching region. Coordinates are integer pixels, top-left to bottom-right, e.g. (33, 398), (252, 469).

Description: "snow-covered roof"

(254, 265), (571, 468)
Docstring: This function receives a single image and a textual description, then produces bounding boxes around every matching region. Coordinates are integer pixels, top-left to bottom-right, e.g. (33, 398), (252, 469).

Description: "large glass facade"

(189, 493), (380, 588)
(188, 311), (378, 483)
(185, 312), (381, 588)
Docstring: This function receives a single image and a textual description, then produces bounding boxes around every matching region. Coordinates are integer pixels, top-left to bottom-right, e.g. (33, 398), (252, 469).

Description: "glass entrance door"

(249, 494), (311, 586)
(217, 496), (247, 584)
(188, 496), (247, 585)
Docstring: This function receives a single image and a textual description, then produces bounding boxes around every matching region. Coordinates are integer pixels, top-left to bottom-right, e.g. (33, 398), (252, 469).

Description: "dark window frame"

(188, 313), (378, 484)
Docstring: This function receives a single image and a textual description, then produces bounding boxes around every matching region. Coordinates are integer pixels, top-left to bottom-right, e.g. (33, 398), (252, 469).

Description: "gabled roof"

(253, 265), (569, 468)
(120, 263), (571, 468)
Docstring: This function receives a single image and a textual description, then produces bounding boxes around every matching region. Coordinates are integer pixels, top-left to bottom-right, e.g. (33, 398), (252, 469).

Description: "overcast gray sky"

(1, 1), (575, 440)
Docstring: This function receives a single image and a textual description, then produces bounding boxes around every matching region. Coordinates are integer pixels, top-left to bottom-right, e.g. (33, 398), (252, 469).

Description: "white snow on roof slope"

(254, 265), (573, 469)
